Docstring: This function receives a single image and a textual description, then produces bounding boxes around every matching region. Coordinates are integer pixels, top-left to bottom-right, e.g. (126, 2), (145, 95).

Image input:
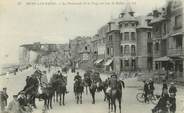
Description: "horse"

(23, 73), (39, 108)
(36, 82), (55, 110)
(107, 80), (125, 113)
(28, 71), (54, 110)
(97, 80), (109, 101)
(74, 79), (84, 104)
(89, 72), (103, 104)
(89, 80), (97, 104)
(83, 72), (92, 95)
(55, 77), (67, 106)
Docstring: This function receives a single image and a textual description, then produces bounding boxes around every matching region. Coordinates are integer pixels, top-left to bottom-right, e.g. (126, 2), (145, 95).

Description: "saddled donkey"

(89, 80), (97, 104)
(23, 73), (39, 108)
(83, 72), (92, 95)
(89, 72), (102, 104)
(107, 80), (125, 113)
(55, 76), (67, 106)
(36, 83), (55, 109)
(74, 79), (84, 104)
(97, 80), (109, 101)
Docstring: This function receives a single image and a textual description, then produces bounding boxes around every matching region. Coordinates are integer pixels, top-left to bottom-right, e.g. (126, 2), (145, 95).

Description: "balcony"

(168, 48), (184, 56)
(122, 52), (136, 56)
(121, 40), (136, 45)
(131, 52), (136, 56)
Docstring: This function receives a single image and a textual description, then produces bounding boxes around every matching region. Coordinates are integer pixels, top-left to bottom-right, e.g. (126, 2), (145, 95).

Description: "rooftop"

(118, 2), (137, 22)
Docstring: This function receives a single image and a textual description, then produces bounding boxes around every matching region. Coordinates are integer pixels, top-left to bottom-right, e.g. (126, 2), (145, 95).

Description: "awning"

(170, 56), (184, 60)
(154, 56), (172, 62)
(171, 32), (183, 37)
(94, 59), (104, 64)
(104, 59), (113, 66)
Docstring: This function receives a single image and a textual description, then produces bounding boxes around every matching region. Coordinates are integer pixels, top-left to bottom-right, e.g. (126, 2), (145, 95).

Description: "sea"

(0, 63), (19, 75)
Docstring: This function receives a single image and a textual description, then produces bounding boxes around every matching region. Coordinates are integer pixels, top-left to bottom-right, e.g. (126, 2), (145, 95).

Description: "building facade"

(150, 0), (183, 79)
(118, 4), (138, 72)
(136, 16), (153, 72)
(92, 25), (108, 71)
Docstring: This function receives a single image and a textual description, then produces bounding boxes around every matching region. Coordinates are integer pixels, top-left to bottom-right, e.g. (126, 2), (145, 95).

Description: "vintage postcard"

(0, 0), (183, 113)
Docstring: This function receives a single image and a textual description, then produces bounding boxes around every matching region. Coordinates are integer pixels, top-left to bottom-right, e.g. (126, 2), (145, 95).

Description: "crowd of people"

(0, 65), (180, 113)
(143, 79), (178, 113)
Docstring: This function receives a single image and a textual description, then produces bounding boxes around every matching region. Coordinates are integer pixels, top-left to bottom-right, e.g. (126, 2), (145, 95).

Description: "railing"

(168, 48), (184, 56)
(121, 40), (136, 44)
(122, 52), (136, 56)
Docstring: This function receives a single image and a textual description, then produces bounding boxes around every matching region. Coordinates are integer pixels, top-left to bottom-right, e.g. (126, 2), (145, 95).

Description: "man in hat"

(169, 82), (177, 97)
(17, 91), (28, 112)
(149, 78), (155, 96)
(18, 91), (27, 107)
(7, 95), (20, 113)
(0, 91), (5, 112)
(2, 88), (8, 107)
(74, 72), (81, 81)
(152, 89), (170, 113)
(144, 80), (150, 103)
(169, 93), (176, 113)
(162, 80), (168, 96)
(108, 72), (118, 91)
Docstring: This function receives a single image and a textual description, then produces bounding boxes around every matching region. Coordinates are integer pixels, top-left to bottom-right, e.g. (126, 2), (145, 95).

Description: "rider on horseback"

(106, 72), (118, 94)
(22, 73), (39, 109)
(57, 71), (69, 94)
(74, 72), (83, 92)
(74, 72), (82, 81)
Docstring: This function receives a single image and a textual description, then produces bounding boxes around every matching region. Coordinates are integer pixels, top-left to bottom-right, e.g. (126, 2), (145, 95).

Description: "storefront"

(104, 58), (113, 72)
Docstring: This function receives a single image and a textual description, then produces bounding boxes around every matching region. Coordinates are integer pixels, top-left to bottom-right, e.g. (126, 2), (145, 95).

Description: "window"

(124, 45), (129, 54)
(120, 46), (123, 54)
(120, 60), (123, 70)
(121, 33), (124, 41)
(155, 26), (159, 33)
(147, 32), (151, 39)
(124, 32), (129, 41)
(131, 23), (135, 27)
(124, 60), (129, 67)
(155, 42), (159, 51)
(103, 38), (105, 43)
(163, 22), (167, 35)
(132, 59), (135, 67)
(110, 48), (113, 56)
(131, 45), (136, 55)
(131, 32), (135, 41)
(107, 48), (110, 55)
(175, 35), (182, 49)
(147, 43), (152, 53)
(125, 23), (128, 27)
(174, 15), (182, 29)
(85, 46), (87, 50)
(109, 35), (112, 41)
(119, 23), (122, 28)
(120, 33), (122, 41)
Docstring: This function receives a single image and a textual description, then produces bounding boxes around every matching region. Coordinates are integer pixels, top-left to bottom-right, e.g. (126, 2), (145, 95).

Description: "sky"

(0, 0), (166, 65)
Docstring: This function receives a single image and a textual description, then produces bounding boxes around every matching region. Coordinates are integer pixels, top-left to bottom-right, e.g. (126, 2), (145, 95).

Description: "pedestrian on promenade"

(169, 82), (177, 97)
(169, 93), (176, 113)
(149, 79), (155, 96)
(74, 72), (81, 81)
(2, 88), (9, 107)
(6, 95), (20, 113)
(152, 89), (170, 113)
(0, 91), (6, 112)
(143, 80), (149, 103)
(162, 80), (168, 97)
